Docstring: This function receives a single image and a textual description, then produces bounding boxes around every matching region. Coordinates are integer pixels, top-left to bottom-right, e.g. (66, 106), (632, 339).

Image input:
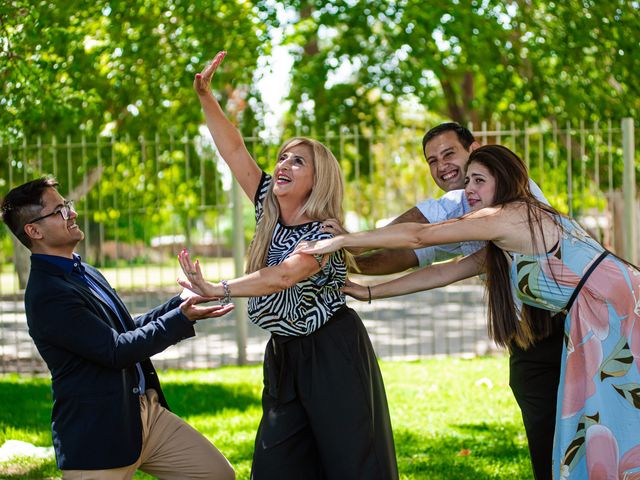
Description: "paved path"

(0, 281), (496, 373)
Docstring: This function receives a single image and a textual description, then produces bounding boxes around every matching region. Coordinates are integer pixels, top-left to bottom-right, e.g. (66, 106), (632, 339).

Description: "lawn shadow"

(161, 381), (261, 417)
(0, 378), (260, 436)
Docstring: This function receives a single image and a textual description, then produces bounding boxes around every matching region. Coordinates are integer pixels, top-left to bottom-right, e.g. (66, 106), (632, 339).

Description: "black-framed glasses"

(27, 200), (75, 224)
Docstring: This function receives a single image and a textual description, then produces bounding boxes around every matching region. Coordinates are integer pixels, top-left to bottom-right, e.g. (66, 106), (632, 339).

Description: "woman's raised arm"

(194, 51), (262, 200)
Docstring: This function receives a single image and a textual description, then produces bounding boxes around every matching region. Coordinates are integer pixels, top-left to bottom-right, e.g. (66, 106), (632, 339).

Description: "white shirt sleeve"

(413, 190), (486, 267)
(415, 189), (467, 223)
(412, 180), (549, 268)
(528, 179), (549, 205)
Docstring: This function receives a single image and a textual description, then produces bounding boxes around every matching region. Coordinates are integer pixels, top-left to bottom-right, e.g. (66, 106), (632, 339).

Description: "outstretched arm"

(321, 207), (425, 274)
(344, 249), (485, 300)
(194, 51), (262, 200)
(353, 206), (427, 274)
(177, 249), (325, 298)
(298, 206), (507, 255)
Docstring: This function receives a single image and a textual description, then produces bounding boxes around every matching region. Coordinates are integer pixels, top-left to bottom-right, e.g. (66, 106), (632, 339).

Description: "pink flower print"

(570, 295), (610, 344)
(586, 424), (618, 479)
(619, 444), (640, 479)
(562, 333), (603, 418)
(590, 260), (640, 326)
(583, 426), (640, 479)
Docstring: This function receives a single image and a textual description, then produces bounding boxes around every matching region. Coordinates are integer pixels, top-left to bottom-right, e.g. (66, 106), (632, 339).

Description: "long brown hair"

(468, 145), (560, 350)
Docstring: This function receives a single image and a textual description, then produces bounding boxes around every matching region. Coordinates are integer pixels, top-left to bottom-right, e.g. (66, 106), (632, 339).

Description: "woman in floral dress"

(297, 144), (640, 479)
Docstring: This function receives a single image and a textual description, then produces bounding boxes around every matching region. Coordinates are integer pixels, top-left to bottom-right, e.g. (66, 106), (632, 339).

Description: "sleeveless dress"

(511, 215), (640, 479)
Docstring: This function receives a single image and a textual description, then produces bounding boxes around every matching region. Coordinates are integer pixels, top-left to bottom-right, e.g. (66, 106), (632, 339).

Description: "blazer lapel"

(83, 268), (137, 330)
(63, 274), (122, 331)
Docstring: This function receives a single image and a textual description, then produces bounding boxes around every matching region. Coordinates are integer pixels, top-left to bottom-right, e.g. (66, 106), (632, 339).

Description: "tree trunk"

(463, 71), (479, 127)
(12, 236), (31, 290)
(440, 77), (465, 123)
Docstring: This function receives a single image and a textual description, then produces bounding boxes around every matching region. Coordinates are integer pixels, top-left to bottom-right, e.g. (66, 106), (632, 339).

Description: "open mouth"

(440, 169), (459, 182)
(276, 173), (292, 185)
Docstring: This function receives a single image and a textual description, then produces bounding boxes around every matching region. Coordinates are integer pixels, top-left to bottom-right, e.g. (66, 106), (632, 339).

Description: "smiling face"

(25, 188), (84, 257)
(424, 130), (472, 191)
(464, 161), (496, 211)
(272, 142), (315, 205)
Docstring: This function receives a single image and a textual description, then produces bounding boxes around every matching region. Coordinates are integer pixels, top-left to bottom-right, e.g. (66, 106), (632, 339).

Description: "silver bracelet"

(220, 280), (231, 305)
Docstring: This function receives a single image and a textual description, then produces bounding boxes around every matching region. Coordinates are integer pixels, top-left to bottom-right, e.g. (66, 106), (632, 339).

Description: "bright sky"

(253, 4), (297, 137)
(255, 43), (293, 137)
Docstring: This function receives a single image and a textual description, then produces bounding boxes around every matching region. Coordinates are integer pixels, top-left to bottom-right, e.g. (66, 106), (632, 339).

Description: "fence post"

(566, 121), (573, 217)
(621, 118), (637, 264)
(232, 179), (248, 365)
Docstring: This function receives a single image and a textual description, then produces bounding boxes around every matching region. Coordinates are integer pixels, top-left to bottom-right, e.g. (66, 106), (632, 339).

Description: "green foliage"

(1, 0), (636, 259)
(0, 358), (532, 479)
(0, 0), (279, 260)
(281, 1), (640, 131)
(1, 0), (277, 140)
(0, 234), (12, 263)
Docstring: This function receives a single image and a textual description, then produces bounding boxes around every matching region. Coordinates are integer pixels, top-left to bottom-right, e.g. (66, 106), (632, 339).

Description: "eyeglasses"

(27, 200), (75, 224)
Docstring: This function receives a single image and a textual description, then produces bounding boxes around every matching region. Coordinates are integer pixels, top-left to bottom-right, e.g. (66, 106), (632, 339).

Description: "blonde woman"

(178, 51), (398, 480)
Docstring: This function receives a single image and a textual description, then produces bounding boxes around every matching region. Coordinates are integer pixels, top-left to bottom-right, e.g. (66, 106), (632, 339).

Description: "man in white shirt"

(325, 123), (561, 480)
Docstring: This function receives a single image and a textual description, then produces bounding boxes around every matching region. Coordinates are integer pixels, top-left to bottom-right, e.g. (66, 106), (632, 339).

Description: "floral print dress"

(511, 216), (640, 479)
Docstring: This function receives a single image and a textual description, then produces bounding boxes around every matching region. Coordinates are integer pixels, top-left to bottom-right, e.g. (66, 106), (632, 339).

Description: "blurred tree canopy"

(3, 0), (637, 140)
(282, 0), (640, 133)
(1, 0), (277, 263)
(1, 0), (275, 140)
(0, 0), (638, 265)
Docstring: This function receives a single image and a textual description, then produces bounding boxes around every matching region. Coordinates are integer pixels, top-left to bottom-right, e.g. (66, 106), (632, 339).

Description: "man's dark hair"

(1, 177), (59, 248)
(422, 122), (476, 158)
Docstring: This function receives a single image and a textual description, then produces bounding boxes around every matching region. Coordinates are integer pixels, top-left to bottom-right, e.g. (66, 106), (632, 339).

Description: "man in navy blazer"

(1, 177), (236, 479)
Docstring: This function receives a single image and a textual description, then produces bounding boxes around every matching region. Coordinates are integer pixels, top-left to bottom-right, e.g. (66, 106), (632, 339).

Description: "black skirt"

(251, 305), (398, 480)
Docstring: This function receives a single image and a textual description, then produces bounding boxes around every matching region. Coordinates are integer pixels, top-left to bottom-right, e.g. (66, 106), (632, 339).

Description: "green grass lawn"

(0, 357), (533, 479)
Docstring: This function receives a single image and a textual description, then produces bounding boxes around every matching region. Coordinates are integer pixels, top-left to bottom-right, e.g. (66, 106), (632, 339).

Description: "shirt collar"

(461, 193), (471, 213)
(32, 253), (85, 276)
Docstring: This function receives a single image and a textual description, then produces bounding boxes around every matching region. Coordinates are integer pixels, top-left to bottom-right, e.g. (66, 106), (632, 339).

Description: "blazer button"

(132, 387), (140, 394)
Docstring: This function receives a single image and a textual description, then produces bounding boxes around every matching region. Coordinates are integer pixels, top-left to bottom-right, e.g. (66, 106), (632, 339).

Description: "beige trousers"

(63, 389), (234, 480)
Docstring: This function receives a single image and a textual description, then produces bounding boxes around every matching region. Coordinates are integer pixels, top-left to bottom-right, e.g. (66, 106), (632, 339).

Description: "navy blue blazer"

(24, 256), (196, 470)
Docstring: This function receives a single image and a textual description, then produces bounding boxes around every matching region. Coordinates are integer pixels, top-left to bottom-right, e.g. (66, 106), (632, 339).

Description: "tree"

(1, 0), (278, 266)
(280, 0), (640, 129)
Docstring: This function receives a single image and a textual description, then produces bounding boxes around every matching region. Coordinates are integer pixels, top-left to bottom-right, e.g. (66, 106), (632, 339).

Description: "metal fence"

(1, 119), (638, 373)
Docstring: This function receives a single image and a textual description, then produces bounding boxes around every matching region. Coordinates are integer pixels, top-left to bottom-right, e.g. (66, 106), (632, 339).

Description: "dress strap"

(560, 250), (609, 315)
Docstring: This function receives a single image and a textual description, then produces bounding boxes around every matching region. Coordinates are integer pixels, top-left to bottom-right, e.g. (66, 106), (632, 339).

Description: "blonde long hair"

(246, 137), (350, 273)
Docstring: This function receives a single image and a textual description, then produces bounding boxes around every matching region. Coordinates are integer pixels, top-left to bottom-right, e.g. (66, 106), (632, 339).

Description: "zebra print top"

(247, 172), (347, 336)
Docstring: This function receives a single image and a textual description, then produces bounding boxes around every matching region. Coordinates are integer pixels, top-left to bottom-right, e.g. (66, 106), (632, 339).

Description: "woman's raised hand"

(177, 249), (218, 299)
(194, 51), (226, 97)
